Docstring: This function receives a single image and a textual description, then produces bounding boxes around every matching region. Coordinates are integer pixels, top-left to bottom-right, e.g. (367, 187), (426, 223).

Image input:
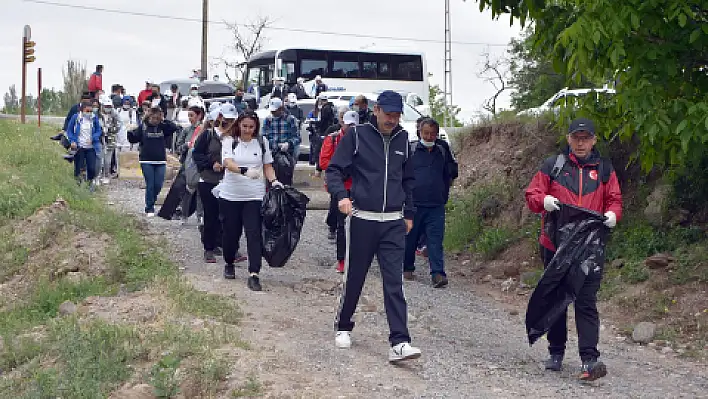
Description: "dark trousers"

(326, 195), (338, 233)
(541, 247), (602, 361)
(335, 216), (410, 346)
(198, 182), (222, 251)
(219, 199), (262, 274)
(404, 205), (446, 276)
(74, 147), (97, 182)
(140, 163), (166, 213)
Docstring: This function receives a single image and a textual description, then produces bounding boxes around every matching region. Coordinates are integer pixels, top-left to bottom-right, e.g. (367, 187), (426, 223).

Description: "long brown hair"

(225, 112), (261, 139)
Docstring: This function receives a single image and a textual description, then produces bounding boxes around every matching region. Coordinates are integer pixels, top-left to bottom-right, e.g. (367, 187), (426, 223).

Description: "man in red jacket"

(320, 110), (358, 273)
(87, 65), (103, 96)
(525, 117), (622, 381)
(137, 79), (155, 106)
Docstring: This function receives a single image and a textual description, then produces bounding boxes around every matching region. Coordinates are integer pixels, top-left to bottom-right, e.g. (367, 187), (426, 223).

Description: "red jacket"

(525, 148), (623, 252)
(137, 89), (153, 106)
(88, 72), (102, 92)
(320, 127), (352, 190)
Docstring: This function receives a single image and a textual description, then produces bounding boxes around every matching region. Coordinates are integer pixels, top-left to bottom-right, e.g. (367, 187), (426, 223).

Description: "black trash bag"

(525, 204), (608, 346)
(261, 185), (310, 268)
(272, 151), (295, 186)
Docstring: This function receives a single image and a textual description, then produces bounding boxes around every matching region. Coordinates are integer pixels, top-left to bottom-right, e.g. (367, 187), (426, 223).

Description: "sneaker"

(403, 271), (415, 281)
(50, 133), (63, 141)
(204, 250), (217, 263)
(544, 354), (564, 371)
(146, 212), (155, 218)
(335, 331), (352, 348)
(579, 359), (607, 381)
(247, 275), (262, 291)
(223, 264), (236, 279)
(432, 274), (449, 288)
(327, 230), (336, 240)
(388, 342), (422, 364)
(415, 246), (428, 258)
(235, 252), (248, 263)
(101, 178), (110, 185)
(336, 260), (345, 273)
(213, 247), (223, 256)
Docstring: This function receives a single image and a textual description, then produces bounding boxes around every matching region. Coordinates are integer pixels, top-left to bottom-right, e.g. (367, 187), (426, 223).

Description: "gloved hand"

(604, 211), (617, 228)
(278, 142), (289, 152)
(543, 195), (560, 212)
(245, 168), (261, 179)
(271, 180), (284, 189)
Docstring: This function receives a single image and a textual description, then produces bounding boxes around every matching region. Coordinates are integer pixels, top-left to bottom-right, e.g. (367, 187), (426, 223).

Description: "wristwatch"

(239, 167), (248, 175)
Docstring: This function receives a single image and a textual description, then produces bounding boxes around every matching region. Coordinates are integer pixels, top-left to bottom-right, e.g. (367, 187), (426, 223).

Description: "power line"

(23, 0), (509, 47)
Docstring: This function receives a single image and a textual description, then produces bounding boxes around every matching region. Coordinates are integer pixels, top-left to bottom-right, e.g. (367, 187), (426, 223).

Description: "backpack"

(550, 154), (612, 184)
(184, 148), (199, 193)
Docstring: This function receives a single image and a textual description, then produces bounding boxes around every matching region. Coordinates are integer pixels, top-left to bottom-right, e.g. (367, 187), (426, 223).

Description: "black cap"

(569, 118), (596, 135)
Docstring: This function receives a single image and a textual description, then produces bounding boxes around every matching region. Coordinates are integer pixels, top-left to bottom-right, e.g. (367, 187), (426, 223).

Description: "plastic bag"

(261, 185), (310, 268)
(272, 150), (295, 185)
(184, 148), (199, 193)
(525, 204), (608, 345)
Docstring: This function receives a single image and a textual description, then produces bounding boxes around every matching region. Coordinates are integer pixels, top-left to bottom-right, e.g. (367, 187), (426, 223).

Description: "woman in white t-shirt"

(219, 112), (283, 291)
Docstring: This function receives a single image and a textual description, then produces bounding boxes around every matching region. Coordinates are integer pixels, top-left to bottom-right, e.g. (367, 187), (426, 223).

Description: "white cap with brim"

(342, 110), (359, 126)
(219, 103), (238, 119)
(208, 102), (222, 113)
(206, 106), (221, 121)
(268, 98), (283, 111)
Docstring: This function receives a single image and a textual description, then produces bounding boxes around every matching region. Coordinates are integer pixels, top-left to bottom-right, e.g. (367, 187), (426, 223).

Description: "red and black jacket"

(525, 147), (623, 252)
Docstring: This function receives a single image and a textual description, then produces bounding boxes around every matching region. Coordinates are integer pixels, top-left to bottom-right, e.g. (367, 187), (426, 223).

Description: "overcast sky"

(0, 0), (521, 121)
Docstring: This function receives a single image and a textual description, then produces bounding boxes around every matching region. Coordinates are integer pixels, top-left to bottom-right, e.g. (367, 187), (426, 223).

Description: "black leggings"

(198, 182), (222, 251)
(219, 199), (262, 274)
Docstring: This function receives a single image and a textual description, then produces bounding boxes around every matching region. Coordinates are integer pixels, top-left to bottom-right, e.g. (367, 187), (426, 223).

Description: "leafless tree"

(217, 16), (273, 85)
(478, 50), (511, 116)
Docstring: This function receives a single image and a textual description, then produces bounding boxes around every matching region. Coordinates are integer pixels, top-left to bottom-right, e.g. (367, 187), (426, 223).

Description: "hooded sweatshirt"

(127, 119), (179, 163)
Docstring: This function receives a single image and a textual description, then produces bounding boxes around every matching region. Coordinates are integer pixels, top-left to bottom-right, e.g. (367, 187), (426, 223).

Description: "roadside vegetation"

(0, 120), (247, 397)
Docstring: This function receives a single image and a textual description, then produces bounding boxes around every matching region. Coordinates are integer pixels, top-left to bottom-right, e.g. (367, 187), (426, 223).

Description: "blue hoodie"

(66, 112), (103, 154)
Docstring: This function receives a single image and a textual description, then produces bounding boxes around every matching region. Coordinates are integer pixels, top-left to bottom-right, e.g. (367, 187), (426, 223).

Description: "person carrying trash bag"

(261, 185), (310, 270)
(524, 118), (623, 381)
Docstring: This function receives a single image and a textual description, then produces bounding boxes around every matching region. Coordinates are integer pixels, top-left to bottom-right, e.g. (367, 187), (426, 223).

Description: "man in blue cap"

(326, 90), (421, 364)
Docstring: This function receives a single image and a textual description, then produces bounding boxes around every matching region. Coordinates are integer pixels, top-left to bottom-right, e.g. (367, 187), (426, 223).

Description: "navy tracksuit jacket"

(326, 116), (415, 345)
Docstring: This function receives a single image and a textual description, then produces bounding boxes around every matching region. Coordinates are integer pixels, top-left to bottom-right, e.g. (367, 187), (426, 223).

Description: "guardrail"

(0, 113), (65, 126)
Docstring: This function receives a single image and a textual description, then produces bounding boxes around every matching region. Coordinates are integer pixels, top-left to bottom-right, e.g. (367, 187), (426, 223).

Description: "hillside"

(446, 117), (708, 358)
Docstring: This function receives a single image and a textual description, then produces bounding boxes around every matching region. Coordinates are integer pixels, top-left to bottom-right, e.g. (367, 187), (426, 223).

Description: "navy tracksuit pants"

(335, 216), (411, 346)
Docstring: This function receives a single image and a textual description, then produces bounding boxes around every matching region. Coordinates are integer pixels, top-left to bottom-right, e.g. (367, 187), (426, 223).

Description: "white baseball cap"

(219, 103), (238, 119)
(187, 98), (204, 110)
(315, 75), (322, 81)
(342, 110), (359, 126)
(208, 102), (222, 112)
(145, 78), (154, 84)
(268, 97), (283, 111)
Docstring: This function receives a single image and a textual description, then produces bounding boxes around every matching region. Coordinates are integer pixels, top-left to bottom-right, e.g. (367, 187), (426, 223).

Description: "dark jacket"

(286, 105), (304, 129)
(290, 83), (309, 100)
(127, 120), (179, 162)
(410, 141), (457, 207)
(317, 102), (336, 135)
(63, 103), (81, 132)
(191, 128), (224, 184)
(271, 85), (289, 99)
(525, 147), (623, 252)
(315, 83), (328, 97)
(326, 117), (416, 219)
(358, 107), (373, 124)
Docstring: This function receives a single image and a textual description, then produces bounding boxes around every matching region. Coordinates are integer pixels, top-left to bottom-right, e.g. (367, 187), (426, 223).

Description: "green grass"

(444, 179), (514, 253)
(475, 227), (517, 260)
(0, 120), (246, 397)
(231, 375), (263, 398)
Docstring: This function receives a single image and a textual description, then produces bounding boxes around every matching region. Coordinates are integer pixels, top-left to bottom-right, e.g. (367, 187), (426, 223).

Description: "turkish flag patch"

(589, 170), (598, 181)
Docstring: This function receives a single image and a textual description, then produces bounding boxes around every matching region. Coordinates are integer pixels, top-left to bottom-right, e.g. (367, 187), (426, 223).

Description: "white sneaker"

(388, 342), (421, 364)
(101, 178), (110, 185)
(146, 212), (155, 218)
(335, 331), (352, 349)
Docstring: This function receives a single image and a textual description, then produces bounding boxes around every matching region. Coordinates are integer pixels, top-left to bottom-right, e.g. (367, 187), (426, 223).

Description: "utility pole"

(443, 0), (454, 128)
(200, 0), (208, 82)
(21, 25), (35, 124)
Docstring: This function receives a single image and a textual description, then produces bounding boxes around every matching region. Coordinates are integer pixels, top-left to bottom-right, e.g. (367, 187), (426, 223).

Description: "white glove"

(278, 143), (289, 151)
(604, 211), (617, 228)
(543, 195), (561, 212)
(271, 180), (284, 189)
(245, 168), (261, 180)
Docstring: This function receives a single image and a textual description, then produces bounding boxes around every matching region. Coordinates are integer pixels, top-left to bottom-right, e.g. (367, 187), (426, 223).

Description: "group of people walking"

(53, 67), (624, 378)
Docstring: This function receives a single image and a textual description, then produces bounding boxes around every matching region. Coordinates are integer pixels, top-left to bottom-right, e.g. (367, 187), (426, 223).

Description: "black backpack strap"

(599, 158), (612, 184)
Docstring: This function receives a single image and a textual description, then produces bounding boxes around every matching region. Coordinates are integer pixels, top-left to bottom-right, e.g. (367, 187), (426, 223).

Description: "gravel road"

(106, 180), (708, 398)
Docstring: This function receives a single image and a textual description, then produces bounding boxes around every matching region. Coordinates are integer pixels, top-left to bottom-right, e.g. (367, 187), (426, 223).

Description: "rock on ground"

(632, 322), (657, 344)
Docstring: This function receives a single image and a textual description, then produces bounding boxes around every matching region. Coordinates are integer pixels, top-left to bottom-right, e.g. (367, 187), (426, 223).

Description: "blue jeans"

(404, 205), (446, 276)
(74, 147), (97, 181)
(140, 163), (166, 213)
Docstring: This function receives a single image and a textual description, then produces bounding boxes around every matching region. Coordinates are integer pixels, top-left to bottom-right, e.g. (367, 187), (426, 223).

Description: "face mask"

(420, 139), (435, 148)
(123, 104), (130, 110)
(92, 107), (99, 113)
(83, 112), (92, 119)
(103, 108), (112, 113)
(317, 105), (322, 110)
(190, 90), (198, 96)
